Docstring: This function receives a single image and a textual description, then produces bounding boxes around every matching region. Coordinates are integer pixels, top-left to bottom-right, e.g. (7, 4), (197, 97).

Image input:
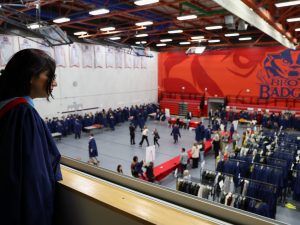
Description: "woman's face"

(30, 71), (57, 99)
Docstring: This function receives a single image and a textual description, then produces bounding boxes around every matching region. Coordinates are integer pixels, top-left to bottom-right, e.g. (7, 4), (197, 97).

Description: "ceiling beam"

(59, 0), (189, 27)
(212, 0), (297, 49)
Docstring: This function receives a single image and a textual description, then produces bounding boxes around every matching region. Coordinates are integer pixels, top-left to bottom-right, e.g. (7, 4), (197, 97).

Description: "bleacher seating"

(160, 98), (200, 116)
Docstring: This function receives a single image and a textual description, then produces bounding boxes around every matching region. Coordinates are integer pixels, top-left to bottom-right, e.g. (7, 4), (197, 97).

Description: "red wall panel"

(158, 46), (300, 109)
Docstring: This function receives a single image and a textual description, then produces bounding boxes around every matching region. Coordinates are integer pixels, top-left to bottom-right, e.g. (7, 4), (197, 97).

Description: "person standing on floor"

(191, 142), (199, 168)
(242, 131), (247, 146)
(198, 140), (205, 162)
(153, 128), (160, 147)
(180, 148), (189, 175)
(129, 123), (136, 145)
(186, 111), (192, 120)
(0, 49), (62, 225)
(204, 125), (212, 140)
(145, 161), (155, 182)
(212, 132), (221, 159)
(229, 124), (235, 141)
(208, 109), (213, 126)
(232, 131), (240, 151)
(171, 124), (181, 144)
(139, 126), (149, 146)
(88, 134), (99, 165)
(74, 118), (82, 139)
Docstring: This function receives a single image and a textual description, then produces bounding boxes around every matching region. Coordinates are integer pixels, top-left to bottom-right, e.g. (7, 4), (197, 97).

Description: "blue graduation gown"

(205, 128), (211, 140)
(74, 121), (82, 134)
(195, 126), (201, 141)
(171, 126), (181, 141)
(88, 138), (98, 157)
(0, 98), (62, 225)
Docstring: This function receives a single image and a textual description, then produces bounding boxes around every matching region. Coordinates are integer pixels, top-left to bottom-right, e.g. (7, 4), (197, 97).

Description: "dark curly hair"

(0, 48), (56, 101)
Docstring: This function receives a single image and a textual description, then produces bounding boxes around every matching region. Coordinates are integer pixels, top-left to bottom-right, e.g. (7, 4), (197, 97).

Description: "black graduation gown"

(0, 100), (62, 225)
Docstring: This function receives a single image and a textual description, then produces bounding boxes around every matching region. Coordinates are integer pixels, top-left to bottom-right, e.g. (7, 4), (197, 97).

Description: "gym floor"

(56, 118), (300, 225)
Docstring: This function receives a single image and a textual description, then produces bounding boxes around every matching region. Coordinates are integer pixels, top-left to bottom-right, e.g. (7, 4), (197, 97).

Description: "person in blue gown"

(74, 118), (82, 139)
(171, 124), (181, 144)
(88, 133), (99, 165)
(0, 49), (62, 225)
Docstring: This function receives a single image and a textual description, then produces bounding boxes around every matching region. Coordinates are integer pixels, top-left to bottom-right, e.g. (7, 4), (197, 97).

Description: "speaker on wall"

(238, 20), (249, 31)
(225, 15), (235, 30)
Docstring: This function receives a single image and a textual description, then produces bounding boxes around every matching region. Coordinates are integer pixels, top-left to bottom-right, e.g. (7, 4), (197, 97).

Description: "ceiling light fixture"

(136, 41), (147, 44)
(100, 27), (115, 32)
(135, 21), (153, 26)
(160, 39), (172, 42)
(191, 36), (205, 39)
(208, 39), (220, 43)
(287, 17), (300, 22)
(205, 25), (223, 30)
(134, 0), (159, 6)
(275, 0), (300, 7)
(27, 23), (41, 29)
(109, 36), (121, 40)
(295, 28), (300, 31)
(177, 14), (197, 21)
(156, 43), (166, 46)
(239, 37), (252, 41)
(224, 33), (239, 37)
(74, 31), (88, 36)
(179, 41), (191, 45)
(135, 33), (148, 37)
(191, 39), (205, 42)
(53, 17), (70, 24)
(89, 8), (110, 15)
(168, 30), (183, 34)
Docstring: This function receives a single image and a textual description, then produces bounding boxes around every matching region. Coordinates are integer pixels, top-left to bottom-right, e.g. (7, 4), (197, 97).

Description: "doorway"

(208, 98), (225, 115)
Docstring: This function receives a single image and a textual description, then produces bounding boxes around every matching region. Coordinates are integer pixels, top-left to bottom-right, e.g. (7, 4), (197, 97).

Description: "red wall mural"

(158, 46), (300, 109)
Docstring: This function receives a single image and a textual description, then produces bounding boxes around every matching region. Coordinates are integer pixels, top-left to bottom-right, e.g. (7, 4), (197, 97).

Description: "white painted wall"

(0, 35), (158, 118)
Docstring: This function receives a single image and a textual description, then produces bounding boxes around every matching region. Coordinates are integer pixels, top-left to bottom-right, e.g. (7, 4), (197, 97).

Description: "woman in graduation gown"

(0, 49), (62, 225)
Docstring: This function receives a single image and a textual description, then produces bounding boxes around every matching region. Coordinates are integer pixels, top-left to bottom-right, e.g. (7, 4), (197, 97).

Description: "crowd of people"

(44, 103), (159, 137)
(209, 108), (300, 131)
(2, 48), (299, 225)
(45, 102), (300, 184)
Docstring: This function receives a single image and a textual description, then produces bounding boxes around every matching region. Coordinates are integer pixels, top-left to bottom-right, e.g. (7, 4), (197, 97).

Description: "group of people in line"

(44, 103), (159, 138)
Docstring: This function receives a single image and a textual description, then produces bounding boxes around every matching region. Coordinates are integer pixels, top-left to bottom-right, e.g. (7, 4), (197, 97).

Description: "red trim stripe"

(0, 98), (28, 119)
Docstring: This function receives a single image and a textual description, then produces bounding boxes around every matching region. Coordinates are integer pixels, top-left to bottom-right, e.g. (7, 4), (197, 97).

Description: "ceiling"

(0, 0), (299, 51)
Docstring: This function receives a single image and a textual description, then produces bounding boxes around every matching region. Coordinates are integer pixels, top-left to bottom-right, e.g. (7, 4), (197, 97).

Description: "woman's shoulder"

(1, 100), (38, 122)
